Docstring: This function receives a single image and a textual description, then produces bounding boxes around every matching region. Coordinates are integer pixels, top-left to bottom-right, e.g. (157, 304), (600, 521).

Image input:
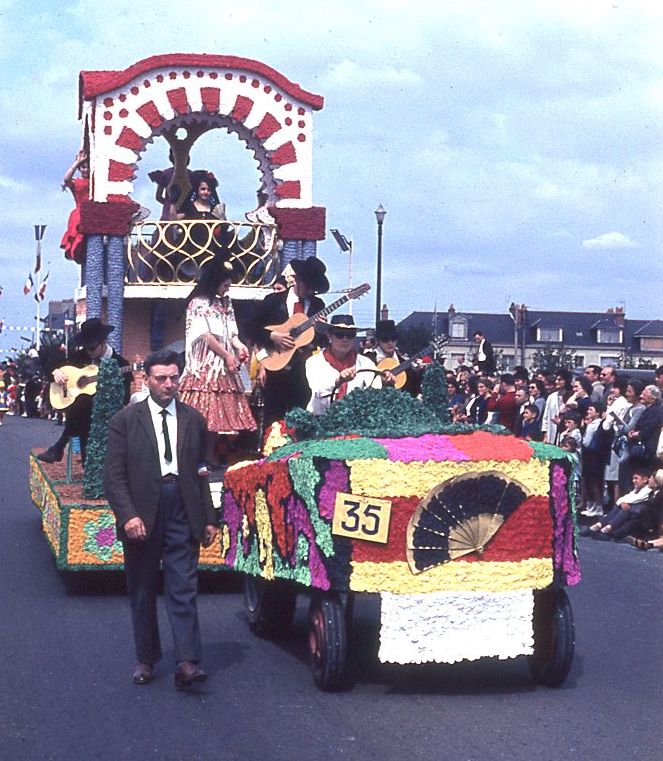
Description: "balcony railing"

(126, 219), (279, 287)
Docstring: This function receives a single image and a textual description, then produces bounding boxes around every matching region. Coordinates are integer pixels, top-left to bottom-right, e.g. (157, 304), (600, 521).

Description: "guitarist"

(37, 319), (132, 463)
(247, 257), (329, 427)
(364, 319), (423, 397)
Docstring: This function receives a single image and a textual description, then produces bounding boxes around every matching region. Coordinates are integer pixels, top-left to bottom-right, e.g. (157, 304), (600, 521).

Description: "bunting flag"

(23, 273), (34, 296)
(35, 272), (49, 302)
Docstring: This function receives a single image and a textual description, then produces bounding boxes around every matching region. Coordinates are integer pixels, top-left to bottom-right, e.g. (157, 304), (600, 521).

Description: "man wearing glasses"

(306, 315), (381, 416)
(37, 318), (132, 463)
(104, 349), (217, 688)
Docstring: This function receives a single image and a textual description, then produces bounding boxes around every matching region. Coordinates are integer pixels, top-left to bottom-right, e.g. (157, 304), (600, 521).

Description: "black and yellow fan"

(406, 471), (530, 574)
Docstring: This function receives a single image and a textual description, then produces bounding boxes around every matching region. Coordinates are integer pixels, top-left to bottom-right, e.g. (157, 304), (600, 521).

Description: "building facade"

(398, 305), (663, 372)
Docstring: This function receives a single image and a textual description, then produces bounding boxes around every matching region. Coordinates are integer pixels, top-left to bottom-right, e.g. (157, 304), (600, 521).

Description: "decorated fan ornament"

(406, 471), (530, 573)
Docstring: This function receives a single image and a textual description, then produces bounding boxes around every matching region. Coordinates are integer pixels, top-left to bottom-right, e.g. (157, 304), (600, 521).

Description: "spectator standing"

(584, 365), (604, 402)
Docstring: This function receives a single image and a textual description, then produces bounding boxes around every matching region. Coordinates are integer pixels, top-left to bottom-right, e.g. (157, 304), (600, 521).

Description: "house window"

(597, 329), (622, 344)
(641, 337), (663, 351)
(573, 355), (585, 368)
(600, 356), (619, 367)
(537, 327), (562, 342)
(450, 320), (467, 339)
(500, 354), (514, 372)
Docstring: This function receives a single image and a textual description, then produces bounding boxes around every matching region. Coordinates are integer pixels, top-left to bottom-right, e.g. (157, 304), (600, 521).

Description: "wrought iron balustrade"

(126, 219), (279, 287)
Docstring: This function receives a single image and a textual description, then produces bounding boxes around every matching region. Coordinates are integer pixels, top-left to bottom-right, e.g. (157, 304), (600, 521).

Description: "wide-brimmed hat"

(290, 256), (329, 294)
(320, 314), (368, 336)
(375, 319), (398, 341)
(74, 318), (114, 348)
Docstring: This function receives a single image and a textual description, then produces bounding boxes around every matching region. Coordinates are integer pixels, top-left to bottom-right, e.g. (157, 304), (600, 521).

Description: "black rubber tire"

(243, 575), (297, 638)
(308, 592), (347, 691)
(528, 587), (575, 687)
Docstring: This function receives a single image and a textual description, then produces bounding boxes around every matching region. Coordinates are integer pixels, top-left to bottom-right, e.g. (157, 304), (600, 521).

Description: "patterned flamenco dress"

(179, 295), (256, 435)
(60, 178), (89, 263)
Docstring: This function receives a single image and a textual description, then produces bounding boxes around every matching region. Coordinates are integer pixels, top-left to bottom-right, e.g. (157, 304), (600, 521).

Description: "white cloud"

(582, 231), (640, 249)
(323, 60), (422, 88)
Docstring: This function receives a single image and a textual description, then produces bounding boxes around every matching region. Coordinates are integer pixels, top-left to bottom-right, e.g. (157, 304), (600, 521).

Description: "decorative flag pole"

(34, 224), (46, 350)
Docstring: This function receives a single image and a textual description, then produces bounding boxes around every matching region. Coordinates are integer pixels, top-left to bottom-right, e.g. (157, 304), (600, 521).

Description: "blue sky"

(1, 0), (663, 354)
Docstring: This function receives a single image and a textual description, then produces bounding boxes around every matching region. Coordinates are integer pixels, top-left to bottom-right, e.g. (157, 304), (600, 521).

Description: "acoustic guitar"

(49, 362), (137, 411)
(377, 335), (450, 389)
(258, 283), (371, 371)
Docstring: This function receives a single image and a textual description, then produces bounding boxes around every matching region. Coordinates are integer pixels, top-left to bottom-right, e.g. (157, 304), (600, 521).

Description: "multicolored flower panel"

(220, 432), (581, 593)
(29, 453), (227, 571)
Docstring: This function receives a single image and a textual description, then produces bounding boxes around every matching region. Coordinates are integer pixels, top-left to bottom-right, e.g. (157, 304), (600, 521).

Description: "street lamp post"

(329, 228), (353, 313)
(374, 204), (386, 324)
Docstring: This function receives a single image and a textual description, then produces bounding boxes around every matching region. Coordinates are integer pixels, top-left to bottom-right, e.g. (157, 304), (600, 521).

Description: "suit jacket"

(104, 399), (216, 543)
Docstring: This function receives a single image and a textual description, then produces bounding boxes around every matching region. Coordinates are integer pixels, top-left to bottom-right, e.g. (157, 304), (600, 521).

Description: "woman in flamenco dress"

(179, 255), (256, 469)
(60, 150), (89, 264)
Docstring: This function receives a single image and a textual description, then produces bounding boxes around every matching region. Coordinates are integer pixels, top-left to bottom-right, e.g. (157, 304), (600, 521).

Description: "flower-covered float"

(219, 367), (580, 690)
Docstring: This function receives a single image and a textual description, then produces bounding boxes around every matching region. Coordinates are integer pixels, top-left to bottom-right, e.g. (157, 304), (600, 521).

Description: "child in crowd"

(580, 401), (612, 518)
(581, 467), (652, 540)
(519, 404), (542, 441)
(561, 411), (582, 448)
(560, 435), (581, 506)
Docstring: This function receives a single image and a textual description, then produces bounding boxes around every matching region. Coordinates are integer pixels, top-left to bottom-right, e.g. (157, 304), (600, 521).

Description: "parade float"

(29, 55), (580, 692)
(30, 53), (326, 568)
(220, 377), (580, 690)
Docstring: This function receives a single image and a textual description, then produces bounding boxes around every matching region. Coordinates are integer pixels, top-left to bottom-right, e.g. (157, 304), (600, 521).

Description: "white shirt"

(306, 351), (381, 416)
(147, 396), (179, 476)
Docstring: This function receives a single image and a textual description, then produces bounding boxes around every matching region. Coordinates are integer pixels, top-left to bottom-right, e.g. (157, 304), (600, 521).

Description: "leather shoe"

(37, 445), (65, 464)
(132, 663), (154, 685)
(174, 660), (207, 688)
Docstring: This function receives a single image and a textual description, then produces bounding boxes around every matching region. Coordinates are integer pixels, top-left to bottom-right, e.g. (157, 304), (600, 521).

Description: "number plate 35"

(332, 492), (392, 544)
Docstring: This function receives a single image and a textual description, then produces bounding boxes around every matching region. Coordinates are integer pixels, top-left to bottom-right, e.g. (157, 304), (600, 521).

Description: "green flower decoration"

(82, 513), (122, 561)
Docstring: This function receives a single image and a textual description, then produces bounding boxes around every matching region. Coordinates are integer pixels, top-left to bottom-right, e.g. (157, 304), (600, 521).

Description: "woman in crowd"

(565, 376), (593, 418)
(602, 377), (630, 506)
(179, 256), (256, 468)
(528, 378), (547, 417)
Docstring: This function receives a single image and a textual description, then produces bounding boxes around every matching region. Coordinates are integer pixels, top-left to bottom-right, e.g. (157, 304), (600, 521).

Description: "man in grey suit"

(104, 349), (218, 688)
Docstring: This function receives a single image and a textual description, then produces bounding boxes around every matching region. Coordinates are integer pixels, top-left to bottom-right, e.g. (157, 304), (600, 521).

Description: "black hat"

(375, 319), (398, 340)
(290, 256), (329, 294)
(74, 318), (114, 348)
(321, 315), (369, 335)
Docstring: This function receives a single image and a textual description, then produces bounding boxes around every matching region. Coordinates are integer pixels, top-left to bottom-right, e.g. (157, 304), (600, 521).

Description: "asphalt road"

(1, 416), (662, 761)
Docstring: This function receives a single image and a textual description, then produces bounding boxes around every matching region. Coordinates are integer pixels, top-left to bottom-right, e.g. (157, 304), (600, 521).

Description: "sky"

(1, 0), (663, 355)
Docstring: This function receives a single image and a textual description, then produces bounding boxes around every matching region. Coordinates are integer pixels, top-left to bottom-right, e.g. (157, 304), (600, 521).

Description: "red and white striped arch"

(79, 54), (324, 208)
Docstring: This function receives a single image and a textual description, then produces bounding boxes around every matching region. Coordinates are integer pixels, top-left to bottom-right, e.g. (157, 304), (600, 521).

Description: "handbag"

(612, 434), (629, 462)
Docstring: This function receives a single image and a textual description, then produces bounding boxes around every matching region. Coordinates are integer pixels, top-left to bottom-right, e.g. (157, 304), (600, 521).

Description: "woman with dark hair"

(60, 150), (90, 264)
(616, 378), (647, 491)
(178, 171), (226, 221)
(528, 378), (547, 417)
(566, 376), (593, 418)
(178, 257), (256, 467)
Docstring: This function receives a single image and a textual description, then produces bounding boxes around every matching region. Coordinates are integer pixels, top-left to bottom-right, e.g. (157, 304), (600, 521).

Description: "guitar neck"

(390, 345), (433, 376)
(290, 293), (351, 338)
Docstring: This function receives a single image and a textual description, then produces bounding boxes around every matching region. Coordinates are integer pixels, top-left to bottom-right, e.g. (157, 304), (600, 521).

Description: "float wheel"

(528, 587), (575, 687)
(308, 592), (347, 691)
(243, 575), (297, 638)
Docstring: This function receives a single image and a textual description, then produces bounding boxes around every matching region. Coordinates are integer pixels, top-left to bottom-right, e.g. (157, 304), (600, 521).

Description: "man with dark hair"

(104, 349), (217, 688)
(472, 330), (495, 375)
(37, 318), (132, 463)
(584, 365), (604, 402)
(247, 256), (328, 426)
(486, 373), (518, 432)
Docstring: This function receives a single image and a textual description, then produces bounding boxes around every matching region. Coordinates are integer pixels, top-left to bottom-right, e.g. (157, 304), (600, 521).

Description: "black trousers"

(122, 481), (202, 665)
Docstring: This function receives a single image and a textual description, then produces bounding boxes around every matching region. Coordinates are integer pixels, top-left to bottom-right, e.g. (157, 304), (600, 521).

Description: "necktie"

(293, 299), (305, 315)
(160, 409), (172, 463)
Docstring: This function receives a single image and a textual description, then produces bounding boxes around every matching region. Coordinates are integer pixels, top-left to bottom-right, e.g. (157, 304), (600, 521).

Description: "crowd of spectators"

(440, 357), (663, 550)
